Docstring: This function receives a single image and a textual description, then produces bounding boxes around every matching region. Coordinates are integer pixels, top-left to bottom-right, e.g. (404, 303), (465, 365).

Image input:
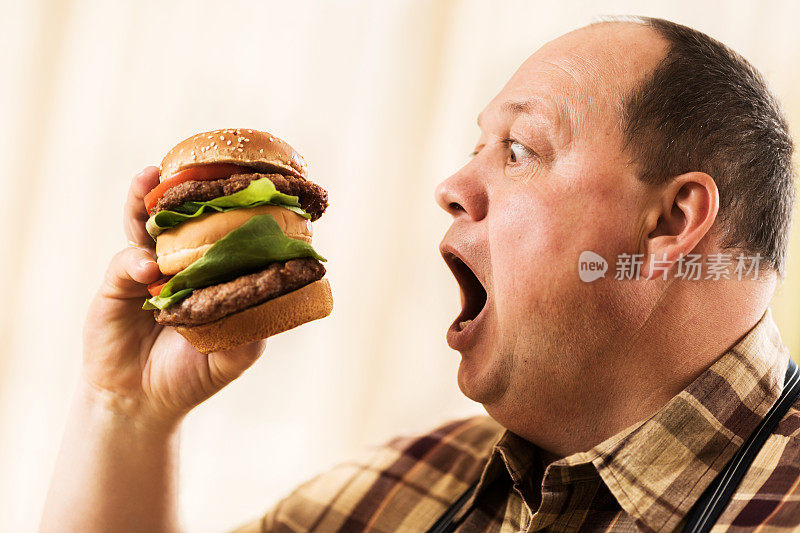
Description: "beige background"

(1, 1), (798, 531)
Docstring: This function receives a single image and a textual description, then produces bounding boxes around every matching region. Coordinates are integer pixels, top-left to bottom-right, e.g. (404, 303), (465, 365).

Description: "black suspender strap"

(426, 359), (800, 533)
(682, 358), (800, 533)
(426, 480), (478, 533)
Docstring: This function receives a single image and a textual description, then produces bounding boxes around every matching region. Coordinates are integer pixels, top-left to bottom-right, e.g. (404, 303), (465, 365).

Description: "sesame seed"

(237, 148), (243, 152)
(226, 140), (232, 145)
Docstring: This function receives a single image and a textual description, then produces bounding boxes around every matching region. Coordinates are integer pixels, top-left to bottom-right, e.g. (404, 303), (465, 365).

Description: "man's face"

(435, 23), (667, 443)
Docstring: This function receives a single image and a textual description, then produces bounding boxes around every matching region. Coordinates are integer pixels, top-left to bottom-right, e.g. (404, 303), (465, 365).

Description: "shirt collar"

(584, 307), (790, 531)
(459, 307), (790, 531)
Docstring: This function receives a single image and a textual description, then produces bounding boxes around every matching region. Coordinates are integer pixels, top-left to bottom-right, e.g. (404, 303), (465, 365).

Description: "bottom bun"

(174, 278), (333, 354)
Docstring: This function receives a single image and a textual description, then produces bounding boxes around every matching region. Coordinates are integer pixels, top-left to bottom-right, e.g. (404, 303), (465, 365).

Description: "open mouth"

(442, 251), (488, 332)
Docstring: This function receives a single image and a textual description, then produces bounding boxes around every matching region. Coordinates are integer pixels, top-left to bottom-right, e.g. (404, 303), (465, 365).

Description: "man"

(41, 15), (797, 532)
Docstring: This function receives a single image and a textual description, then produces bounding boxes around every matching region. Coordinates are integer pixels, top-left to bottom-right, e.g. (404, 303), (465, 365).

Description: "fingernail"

(139, 258), (156, 270)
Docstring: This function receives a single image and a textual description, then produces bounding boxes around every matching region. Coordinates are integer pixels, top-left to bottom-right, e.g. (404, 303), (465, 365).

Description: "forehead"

(478, 22), (666, 137)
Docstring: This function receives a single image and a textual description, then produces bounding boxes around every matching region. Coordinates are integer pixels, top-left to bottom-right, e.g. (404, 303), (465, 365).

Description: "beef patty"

(154, 257), (326, 327)
(151, 172), (328, 221)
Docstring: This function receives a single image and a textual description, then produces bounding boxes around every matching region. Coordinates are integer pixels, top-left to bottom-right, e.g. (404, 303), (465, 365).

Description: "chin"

(456, 346), (511, 407)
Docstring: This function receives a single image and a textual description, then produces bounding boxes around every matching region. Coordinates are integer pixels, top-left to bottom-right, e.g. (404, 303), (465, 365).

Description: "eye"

(504, 139), (535, 163)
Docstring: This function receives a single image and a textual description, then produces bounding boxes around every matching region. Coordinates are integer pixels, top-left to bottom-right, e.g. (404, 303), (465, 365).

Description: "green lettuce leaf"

(145, 177), (310, 239)
(142, 213), (325, 310)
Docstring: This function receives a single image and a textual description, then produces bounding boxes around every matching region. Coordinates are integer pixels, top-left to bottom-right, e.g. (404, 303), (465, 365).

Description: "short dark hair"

(617, 16), (795, 276)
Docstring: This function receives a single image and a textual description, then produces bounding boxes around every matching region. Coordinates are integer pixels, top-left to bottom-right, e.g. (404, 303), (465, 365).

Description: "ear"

(640, 172), (719, 280)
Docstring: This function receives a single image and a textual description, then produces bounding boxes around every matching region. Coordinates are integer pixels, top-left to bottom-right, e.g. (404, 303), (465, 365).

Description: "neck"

(497, 273), (776, 460)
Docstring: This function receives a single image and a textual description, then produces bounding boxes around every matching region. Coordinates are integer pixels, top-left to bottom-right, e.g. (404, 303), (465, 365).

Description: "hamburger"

(141, 128), (332, 353)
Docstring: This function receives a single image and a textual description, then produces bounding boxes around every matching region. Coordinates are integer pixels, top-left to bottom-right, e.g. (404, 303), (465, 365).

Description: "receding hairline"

(477, 19), (665, 143)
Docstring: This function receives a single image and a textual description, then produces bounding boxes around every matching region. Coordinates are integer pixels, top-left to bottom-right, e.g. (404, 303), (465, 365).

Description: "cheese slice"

(156, 205), (312, 275)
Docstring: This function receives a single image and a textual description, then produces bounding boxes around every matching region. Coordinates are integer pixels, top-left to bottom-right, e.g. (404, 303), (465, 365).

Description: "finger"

(207, 339), (268, 387)
(100, 245), (163, 300)
(124, 166), (160, 247)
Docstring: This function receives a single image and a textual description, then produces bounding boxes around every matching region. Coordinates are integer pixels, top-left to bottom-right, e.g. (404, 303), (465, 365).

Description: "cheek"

(489, 183), (583, 288)
(487, 193), (566, 327)
(486, 172), (638, 322)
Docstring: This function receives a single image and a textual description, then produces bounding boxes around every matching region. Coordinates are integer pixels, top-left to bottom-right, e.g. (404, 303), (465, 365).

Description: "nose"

(434, 162), (489, 221)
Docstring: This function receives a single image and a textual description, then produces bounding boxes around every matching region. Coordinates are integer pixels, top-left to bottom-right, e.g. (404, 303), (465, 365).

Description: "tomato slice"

(147, 275), (173, 297)
(144, 163), (255, 215)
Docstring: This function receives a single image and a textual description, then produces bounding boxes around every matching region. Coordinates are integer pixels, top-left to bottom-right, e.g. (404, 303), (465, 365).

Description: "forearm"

(40, 381), (182, 533)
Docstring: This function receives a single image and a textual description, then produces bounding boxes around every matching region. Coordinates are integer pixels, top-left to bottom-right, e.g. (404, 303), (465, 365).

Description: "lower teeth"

(458, 319), (473, 330)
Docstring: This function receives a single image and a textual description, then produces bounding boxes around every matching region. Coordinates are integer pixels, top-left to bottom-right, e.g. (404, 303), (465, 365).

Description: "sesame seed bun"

(160, 128), (308, 181)
(174, 278), (333, 354)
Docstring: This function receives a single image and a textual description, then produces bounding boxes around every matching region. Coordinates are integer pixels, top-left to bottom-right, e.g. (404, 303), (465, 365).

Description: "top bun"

(160, 128), (308, 182)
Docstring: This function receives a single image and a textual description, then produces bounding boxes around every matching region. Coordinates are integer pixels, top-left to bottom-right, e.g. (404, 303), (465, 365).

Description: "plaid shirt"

(232, 308), (800, 532)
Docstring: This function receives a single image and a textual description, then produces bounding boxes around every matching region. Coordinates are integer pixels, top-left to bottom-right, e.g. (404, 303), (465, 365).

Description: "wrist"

(77, 377), (184, 438)
(42, 376), (182, 533)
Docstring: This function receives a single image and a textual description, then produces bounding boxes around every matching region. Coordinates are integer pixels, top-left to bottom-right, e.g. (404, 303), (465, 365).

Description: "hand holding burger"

(78, 129), (331, 432)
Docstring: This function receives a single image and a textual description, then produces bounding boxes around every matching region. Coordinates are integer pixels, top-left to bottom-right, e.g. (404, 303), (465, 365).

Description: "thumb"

(207, 339), (268, 387)
(101, 245), (162, 300)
